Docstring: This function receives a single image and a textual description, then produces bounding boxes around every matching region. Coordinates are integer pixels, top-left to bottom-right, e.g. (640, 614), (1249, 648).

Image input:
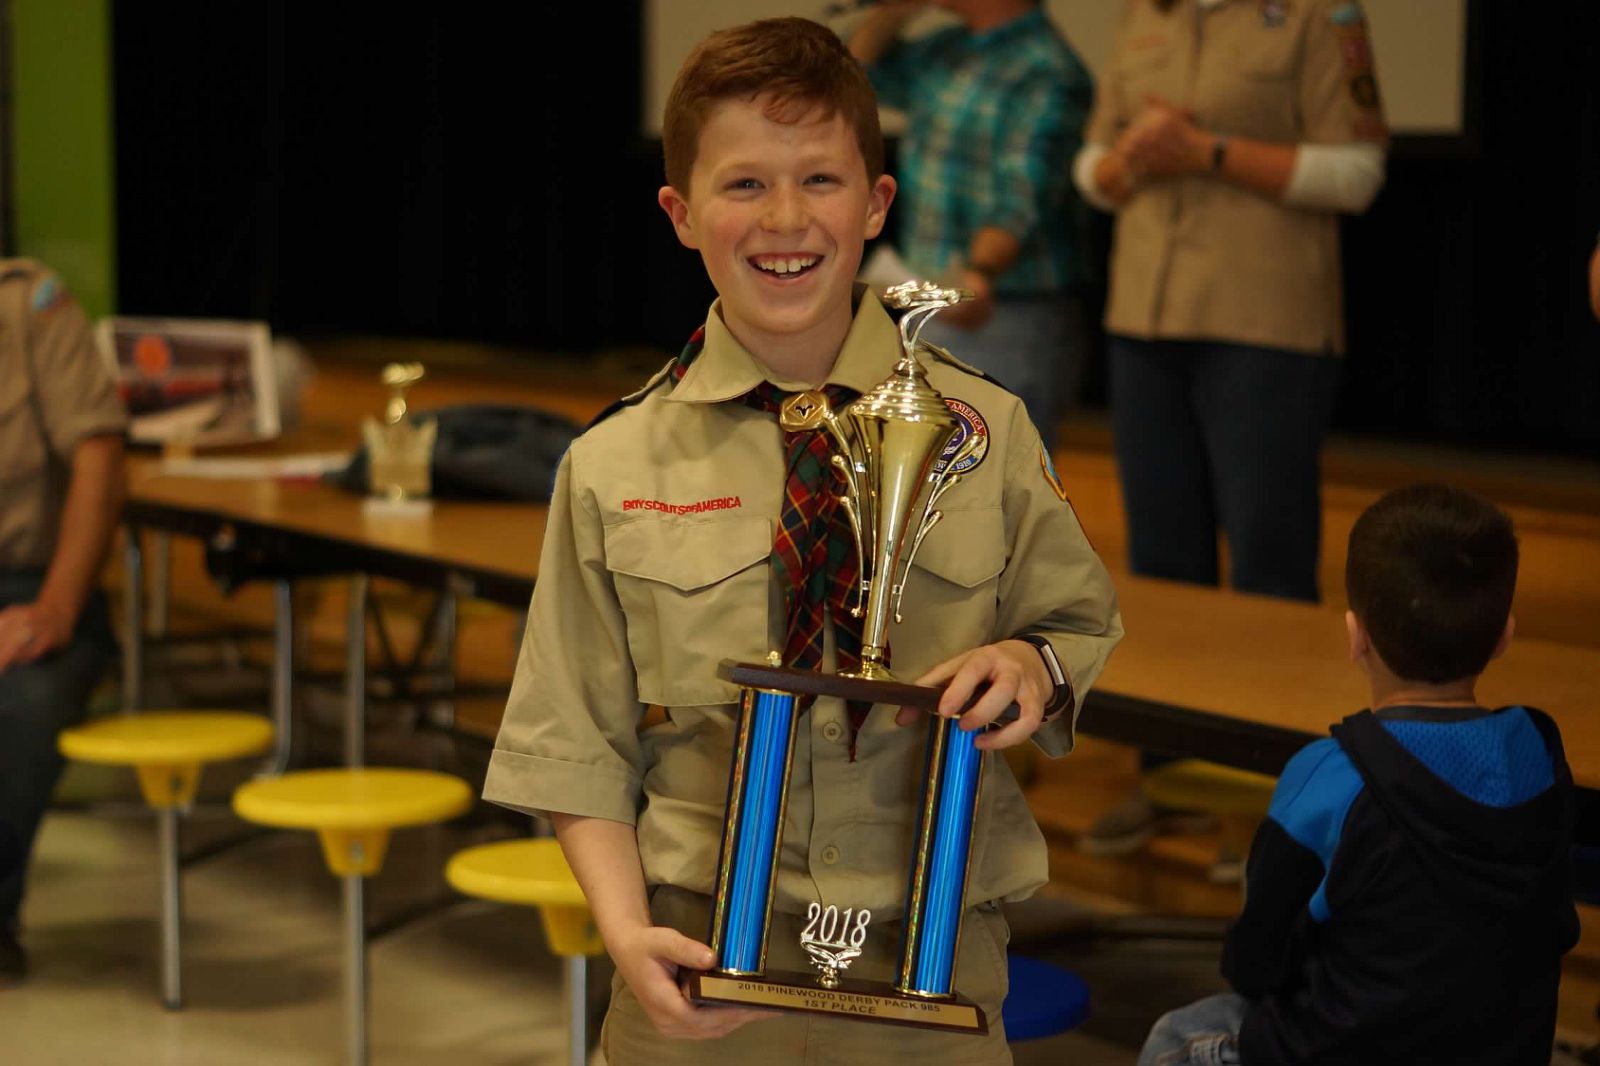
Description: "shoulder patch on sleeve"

(1039, 443), (1069, 502)
(1329, 1), (1366, 25)
(31, 272), (69, 314)
(584, 359), (676, 431)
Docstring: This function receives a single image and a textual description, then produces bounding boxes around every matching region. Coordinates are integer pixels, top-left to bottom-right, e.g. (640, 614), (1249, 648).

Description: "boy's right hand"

(609, 924), (779, 1040)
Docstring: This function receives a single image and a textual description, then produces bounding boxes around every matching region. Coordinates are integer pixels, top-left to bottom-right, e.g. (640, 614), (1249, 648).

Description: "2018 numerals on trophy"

(802, 902), (871, 950)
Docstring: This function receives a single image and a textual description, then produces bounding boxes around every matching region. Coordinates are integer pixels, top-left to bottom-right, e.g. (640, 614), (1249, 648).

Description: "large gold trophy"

(681, 282), (1011, 1034)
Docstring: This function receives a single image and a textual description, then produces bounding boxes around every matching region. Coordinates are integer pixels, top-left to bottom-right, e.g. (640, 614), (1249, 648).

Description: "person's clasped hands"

(1118, 93), (1216, 180)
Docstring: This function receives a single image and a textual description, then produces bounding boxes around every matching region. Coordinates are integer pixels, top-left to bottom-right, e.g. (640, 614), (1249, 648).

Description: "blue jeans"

(1139, 993), (1247, 1066)
(0, 572), (116, 927)
(919, 291), (1087, 451)
(1109, 336), (1341, 603)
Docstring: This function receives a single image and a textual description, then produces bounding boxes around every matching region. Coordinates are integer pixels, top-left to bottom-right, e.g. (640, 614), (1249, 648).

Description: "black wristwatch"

(1015, 634), (1074, 721)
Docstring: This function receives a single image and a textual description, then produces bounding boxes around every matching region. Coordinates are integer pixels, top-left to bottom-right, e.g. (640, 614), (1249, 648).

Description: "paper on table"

(158, 453), (349, 480)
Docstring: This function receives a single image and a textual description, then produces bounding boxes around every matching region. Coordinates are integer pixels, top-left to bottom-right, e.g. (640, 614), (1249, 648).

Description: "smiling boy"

(484, 18), (1121, 1064)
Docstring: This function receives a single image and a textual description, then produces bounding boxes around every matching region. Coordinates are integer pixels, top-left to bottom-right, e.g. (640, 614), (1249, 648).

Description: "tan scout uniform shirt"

(486, 295), (1123, 920)
(0, 260), (126, 571)
(1086, 0), (1389, 355)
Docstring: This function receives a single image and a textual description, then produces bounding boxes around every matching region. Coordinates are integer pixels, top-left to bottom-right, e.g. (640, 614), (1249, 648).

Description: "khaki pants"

(601, 886), (1013, 1065)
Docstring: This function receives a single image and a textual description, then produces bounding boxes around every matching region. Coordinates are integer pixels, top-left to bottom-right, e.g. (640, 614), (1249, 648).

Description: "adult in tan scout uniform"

(0, 260), (127, 982)
(486, 19), (1121, 1062)
(1070, 0), (1389, 856)
(1073, 0), (1387, 600)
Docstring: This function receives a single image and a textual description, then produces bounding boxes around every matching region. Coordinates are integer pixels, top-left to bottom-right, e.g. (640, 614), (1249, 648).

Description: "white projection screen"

(643, 1), (1468, 138)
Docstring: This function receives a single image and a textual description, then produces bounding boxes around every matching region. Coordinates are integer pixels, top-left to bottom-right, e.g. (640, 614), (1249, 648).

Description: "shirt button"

(821, 721), (844, 743)
(821, 845), (841, 865)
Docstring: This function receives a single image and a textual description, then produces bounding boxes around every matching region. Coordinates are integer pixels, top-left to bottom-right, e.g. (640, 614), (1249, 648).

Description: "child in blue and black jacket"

(1141, 484), (1579, 1066)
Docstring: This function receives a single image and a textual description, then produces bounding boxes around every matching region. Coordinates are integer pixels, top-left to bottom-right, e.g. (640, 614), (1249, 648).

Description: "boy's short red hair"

(662, 17), (884, 194)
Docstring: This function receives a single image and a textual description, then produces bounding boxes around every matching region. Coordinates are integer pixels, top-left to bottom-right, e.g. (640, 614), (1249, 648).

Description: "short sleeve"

(1299, 0), (1389, 145)
(982, 68), (1074, 242)
(484, 447), (648, 824)
(25, 272), (125, 458)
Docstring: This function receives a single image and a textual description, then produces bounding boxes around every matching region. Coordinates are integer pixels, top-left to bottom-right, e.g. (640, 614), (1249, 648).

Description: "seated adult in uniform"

(0, 261), (127, 982)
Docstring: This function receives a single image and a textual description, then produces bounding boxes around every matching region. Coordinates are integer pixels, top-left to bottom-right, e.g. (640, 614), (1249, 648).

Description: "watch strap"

(1015, 634), (1074, 721)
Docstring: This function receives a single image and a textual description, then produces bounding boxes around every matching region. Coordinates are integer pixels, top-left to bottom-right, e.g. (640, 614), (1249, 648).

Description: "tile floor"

(2, 763), (1150, 1065)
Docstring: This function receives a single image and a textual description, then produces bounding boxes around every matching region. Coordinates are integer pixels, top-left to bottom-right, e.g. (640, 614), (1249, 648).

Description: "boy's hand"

(609, 923), (778, 1040)
(894, 640), (1052, 750)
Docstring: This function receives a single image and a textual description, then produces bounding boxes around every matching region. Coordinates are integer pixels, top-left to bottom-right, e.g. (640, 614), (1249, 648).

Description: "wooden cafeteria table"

(125, 461), (1600, 809)
(1088, 578), (1600, 795)
(123, 458), (547, 770)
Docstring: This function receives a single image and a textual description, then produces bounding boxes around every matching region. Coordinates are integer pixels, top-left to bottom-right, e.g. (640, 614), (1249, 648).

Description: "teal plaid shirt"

(867, 8), (1092, 295)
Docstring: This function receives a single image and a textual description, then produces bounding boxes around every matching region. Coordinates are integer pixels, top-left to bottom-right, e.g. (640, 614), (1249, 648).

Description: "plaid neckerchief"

(672, 327), (879, 752)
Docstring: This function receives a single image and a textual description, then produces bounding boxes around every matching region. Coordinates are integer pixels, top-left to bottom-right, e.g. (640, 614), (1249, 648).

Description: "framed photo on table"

(97, 317), (279, 447)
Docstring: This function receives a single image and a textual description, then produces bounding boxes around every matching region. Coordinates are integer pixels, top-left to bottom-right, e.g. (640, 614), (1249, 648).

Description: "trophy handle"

(834, 486), (868, 619)
(893, 507), (945, 625)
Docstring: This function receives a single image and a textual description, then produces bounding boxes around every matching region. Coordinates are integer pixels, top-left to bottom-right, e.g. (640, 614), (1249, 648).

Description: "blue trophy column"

(897, 716), (984, 997)
(710, 689), (801, 975)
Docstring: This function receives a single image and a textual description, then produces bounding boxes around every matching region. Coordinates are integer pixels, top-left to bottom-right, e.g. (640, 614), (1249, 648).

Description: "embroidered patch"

(1039, 445), (1069, 503)
(30, 273), (64, 314)
(1260, 0), (1288, 28)
(933, 398), (989, 476)
(1329, 1), (1363, 25)
(622, 496), (743, 516)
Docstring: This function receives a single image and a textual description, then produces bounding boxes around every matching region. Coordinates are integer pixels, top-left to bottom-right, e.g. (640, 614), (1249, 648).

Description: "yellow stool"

(446, 839), (604, 1066)
(233, 768), (472, 1066)
(57, 711), (274, 1009)
(1143, 759), (1277, 883)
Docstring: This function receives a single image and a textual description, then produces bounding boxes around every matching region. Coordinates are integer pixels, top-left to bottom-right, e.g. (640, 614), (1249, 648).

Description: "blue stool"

(1002, 954), (1091, 1042)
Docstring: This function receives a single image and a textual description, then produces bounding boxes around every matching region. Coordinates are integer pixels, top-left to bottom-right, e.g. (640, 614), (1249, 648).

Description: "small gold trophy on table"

(681, 282), (1010, 1034)
(362, 361), (437, 515)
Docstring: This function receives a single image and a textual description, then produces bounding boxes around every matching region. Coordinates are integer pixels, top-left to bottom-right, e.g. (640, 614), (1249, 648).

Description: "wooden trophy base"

(681, 968), (988, 1035)
(718, 660), (1019, 724)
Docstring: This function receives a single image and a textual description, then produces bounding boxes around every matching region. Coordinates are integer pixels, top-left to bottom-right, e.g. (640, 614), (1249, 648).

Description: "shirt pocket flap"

(908, 508), (1005, 589)
(604, 516), (771, 591)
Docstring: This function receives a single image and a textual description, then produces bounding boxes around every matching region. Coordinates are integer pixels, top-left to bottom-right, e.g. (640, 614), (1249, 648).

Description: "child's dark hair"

(1345, 484), (1518, 684)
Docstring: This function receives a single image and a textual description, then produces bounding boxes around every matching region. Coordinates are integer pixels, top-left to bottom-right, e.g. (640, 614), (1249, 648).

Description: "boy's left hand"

(894, 640), (1053, 751)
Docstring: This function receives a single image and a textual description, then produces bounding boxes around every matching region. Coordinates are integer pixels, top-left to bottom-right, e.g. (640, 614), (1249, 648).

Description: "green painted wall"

(9, 0), (116, 317)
